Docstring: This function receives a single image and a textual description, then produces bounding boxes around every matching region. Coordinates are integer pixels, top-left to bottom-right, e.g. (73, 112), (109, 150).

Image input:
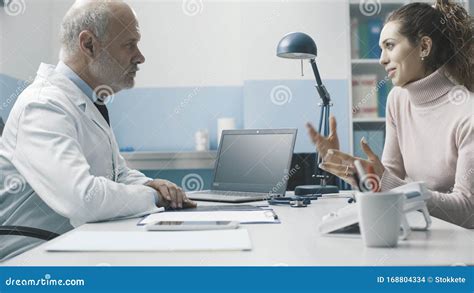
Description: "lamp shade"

(276, 32), (317, 59)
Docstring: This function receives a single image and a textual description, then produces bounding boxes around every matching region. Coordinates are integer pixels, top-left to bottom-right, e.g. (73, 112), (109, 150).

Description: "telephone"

(318, 182), (432, 236)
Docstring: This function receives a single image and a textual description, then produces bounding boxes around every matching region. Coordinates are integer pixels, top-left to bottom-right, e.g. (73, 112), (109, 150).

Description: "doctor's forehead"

(106, 5), (141, 42)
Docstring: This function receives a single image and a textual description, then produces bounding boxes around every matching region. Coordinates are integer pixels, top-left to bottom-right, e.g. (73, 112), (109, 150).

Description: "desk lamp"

(276, 32), (338, 195)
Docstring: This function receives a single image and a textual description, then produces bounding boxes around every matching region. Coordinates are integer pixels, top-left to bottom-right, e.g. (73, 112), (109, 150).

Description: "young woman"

(307, 0), (473, 228)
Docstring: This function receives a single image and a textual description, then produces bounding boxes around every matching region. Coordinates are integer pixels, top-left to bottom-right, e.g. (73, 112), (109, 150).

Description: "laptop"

(187, 129), (297, 203)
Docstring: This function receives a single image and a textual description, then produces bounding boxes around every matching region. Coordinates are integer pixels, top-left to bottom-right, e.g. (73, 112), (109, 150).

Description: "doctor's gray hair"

(59, 0), (119, 60)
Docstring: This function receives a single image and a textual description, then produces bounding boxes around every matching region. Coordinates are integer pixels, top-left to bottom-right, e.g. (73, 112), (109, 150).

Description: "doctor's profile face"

(89, 5), (145, 92)
(378, 21), (426, 87)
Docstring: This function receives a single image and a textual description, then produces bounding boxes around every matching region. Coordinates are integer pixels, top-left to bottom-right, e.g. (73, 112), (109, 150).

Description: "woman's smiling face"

(378, 21), (428, 87)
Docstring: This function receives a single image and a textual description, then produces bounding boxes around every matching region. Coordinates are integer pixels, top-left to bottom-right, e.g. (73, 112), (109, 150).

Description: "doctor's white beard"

(89, 50), (134, 93)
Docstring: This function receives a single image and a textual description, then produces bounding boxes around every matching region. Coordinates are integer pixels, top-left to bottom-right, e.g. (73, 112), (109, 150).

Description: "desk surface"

(3, 198), (473, 266)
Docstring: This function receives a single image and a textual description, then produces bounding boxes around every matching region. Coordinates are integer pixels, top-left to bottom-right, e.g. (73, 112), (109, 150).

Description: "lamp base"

(294, 184), (339, 196)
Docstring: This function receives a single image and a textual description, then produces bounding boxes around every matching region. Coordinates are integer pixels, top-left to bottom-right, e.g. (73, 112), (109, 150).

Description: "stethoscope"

(268, 194), (356, 208)
(268, 194), (320, 208)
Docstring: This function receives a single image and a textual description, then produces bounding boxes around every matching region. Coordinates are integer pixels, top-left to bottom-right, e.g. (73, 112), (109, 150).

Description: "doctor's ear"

(78, 30), (99, 58)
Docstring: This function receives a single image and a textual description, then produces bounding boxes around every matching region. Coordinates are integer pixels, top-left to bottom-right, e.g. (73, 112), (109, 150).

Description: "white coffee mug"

(356, 192), (409, 247)
(217, 117), (235, 145)
(195, 129), (209, 151)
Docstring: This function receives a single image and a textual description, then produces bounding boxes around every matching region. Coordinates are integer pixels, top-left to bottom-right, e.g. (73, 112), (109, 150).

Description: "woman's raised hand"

(306, 116), (340, 160)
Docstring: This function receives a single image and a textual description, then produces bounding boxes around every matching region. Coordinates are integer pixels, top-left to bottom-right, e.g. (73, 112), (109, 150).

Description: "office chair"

(287, 153), (350, 191)
(0, 115), (59, 241)
(0, 116), (58, 241)
(0, 226), (59, 240)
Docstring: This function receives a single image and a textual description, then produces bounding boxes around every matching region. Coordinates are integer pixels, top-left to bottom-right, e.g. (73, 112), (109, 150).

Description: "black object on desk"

(0, 117), (4, 136)
(287, 153), (339, 195)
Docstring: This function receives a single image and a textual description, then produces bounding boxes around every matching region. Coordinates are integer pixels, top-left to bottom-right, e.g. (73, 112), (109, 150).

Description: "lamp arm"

(310, 58), (323, 85)
(310, 59), (331, 105)
(310, 58), (332, 181)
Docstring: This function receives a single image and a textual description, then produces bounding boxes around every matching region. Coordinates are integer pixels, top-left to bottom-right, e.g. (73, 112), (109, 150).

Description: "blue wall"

(0, 74), (350, 154)
(0, 74), (28, 121)
(0, 74), (350, 188)
(243, 80), (350, 153)
(108, 86), (243, 152)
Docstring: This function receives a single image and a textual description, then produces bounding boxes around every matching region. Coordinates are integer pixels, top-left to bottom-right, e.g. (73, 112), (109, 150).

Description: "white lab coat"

(0, 63), (161, 260)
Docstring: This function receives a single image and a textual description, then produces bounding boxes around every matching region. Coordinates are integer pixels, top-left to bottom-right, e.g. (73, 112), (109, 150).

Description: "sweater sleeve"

(426, 117), (474, 228)
(380, 88), (408, 191)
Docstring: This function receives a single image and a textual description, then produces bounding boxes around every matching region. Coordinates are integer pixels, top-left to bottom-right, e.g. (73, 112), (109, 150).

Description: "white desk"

(3, 199), (473, 266)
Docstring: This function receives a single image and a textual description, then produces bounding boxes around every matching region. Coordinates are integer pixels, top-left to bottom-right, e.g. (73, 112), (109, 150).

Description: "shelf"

(351, 59), (380, 65)
(121, 151), (217, 170)
(349, 0), (408, 4)
(353, 117), (386, 123)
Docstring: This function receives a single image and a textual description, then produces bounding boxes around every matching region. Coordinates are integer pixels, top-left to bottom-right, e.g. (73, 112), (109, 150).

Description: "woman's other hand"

(306, 116), (340, 160)
(319, 137), (385, 190)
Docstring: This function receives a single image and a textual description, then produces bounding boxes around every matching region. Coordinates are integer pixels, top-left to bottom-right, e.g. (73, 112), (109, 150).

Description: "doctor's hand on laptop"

(146, 179), (197, 209)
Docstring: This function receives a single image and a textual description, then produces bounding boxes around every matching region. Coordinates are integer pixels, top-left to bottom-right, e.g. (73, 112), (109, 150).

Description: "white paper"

(139, 210), (277, 225)
(46, 229), (251, 252)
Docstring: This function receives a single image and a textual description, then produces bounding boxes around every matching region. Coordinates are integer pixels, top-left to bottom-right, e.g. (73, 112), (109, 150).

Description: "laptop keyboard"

(192, 190), (269, 198)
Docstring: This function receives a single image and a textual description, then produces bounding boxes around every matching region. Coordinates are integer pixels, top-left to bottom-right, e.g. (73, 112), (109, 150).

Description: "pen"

(353, 169), (361, 192)
(355, 160), (379, 192)
(264, 210), (279, 220)
(354, 160), (366, 180)
(367, 165), (375, 176)
(354, 160), (372, 192)
(366, 164), (379, 192)
(271, 211), (279, 220)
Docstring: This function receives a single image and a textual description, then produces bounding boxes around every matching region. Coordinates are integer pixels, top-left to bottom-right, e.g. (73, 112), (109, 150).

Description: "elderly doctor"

(0, 0), (196, 261)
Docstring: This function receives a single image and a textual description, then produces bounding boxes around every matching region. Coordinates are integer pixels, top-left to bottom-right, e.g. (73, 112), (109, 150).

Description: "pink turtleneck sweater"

(380, 68), (473, 229)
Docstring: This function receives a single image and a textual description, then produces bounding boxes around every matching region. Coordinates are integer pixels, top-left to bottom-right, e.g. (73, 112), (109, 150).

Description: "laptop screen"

(212, 129), (297, 195)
